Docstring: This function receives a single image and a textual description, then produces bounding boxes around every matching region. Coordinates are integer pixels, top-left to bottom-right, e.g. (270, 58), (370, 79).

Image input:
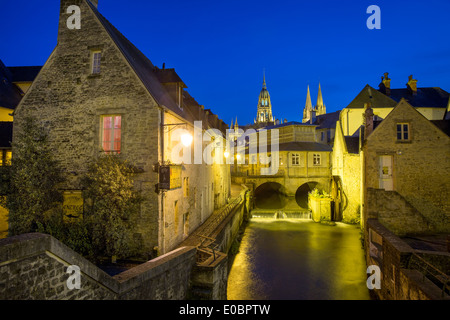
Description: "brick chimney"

(310, 110), (316, 124)
(406, 75), (417, 95)
(378, 72), (391, 95)
(364, 102), (374, 137)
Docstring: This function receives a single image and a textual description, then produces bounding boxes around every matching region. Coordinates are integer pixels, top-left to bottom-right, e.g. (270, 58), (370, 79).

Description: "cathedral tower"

(302, 83), (326, 123)
(255, 73), (274, 124)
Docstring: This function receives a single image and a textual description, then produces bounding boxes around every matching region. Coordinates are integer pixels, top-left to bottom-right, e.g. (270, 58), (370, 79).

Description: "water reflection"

(227, 218), (370, 300)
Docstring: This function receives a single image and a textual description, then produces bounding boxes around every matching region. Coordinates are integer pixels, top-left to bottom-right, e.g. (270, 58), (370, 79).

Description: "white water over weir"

(251, 210), (312, 220)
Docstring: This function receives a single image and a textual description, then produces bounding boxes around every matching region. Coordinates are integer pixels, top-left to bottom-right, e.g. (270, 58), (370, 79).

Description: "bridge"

(232, 170), (332, 211)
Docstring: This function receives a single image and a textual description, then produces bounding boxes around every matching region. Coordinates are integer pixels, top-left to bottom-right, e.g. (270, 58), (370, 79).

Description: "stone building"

(12, 0), (230, 257)
(363, 99), (450, 235)
(332, 74), (450, 227)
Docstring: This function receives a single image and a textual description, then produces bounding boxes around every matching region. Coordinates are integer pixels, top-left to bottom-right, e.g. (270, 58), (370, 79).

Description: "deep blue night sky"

(1, 0), (450, 125)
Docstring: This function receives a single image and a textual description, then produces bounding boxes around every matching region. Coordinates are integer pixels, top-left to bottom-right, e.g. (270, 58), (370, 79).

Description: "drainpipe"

(159, 106), (166, 254)
(360, 128), (365, 231)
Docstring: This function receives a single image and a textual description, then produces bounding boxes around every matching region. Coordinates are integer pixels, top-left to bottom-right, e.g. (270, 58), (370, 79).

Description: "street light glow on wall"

(181, 132), (193, 147)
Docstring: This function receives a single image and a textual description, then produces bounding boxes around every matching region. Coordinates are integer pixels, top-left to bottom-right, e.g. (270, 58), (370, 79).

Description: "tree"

(82, 155), (142, 261)
(5, 117), (64, 235)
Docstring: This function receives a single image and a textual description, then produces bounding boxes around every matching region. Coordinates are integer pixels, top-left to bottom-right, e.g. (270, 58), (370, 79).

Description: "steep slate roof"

(344, 136), (360, 154)
(8, 66), (42, 83)
(154, 67), (186, 86)
(346, 84), (398, 109)
(264, 121), (316, 130)
(314, 110), (340, 129)
(246, 141), (332, 154)
(0, 122), (13, 148)
(279, 141), (332, 152)
(430, 120), (450, 137)
(388, 87), (449, 109)
(85, 0), (191, 122)
(0, 60), (23, 109)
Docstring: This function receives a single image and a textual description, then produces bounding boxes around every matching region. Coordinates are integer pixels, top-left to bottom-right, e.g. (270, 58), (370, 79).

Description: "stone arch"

(254, 182), (288, 209)
(295, 181), (319, 208)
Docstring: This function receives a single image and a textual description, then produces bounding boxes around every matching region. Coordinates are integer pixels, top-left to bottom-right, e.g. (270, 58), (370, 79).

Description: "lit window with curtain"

(101, 115), (121, 154)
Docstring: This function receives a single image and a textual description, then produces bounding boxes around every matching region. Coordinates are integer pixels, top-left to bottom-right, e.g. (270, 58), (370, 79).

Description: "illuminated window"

(183, 177), (189, 197)
(313, 154), (321, 166)
(397, 123), (409, 141)
(92, 51), (102, 74)
(291, 153), (299, 166)
(101, 115), (121, 154)
(0, 150), (11, 166)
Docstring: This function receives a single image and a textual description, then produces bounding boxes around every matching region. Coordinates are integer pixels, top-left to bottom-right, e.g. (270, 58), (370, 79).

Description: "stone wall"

(367, 188), (431, 236)
(331, 120), (362, 224)
(365, 219), (450, 300)
(340, 153), (361, 223)
(309, 196), (332, 222)
(0, 233), (196, 300)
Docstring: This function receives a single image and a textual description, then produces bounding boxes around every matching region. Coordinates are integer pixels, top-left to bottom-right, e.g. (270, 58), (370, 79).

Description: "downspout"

(360, 127), (365, 231)
(159, 106), (166, 254)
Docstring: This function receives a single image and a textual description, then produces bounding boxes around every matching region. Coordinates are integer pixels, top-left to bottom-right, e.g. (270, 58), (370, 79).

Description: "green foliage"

(5, 117), (65, 235)
(309, 188), (331, 198)
(82, 155), (143, 260)
(36, 207), (93, 258)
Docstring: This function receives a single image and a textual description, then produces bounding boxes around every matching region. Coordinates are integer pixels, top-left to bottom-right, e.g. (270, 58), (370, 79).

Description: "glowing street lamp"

(181, 133), (193, 147)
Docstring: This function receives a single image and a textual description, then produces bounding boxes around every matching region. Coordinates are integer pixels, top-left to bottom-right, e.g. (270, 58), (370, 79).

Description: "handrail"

(410, 253), (450, 297)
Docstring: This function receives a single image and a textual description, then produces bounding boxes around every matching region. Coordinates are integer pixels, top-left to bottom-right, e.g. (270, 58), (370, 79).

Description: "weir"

(251, 210), (312, 220)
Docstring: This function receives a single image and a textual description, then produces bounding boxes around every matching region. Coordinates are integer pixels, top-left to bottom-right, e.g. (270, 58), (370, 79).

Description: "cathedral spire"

(303, 85), (313, 123)
(315, 82), (326, 115)
(255, 71), (274, 124)
(262, 69), (267, 89)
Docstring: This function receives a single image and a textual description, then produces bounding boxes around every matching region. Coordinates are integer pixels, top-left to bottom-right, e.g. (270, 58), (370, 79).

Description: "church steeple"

(302, 85), (313, 123)
(255, 71), (274, 124)
(315, 82), (326, 116)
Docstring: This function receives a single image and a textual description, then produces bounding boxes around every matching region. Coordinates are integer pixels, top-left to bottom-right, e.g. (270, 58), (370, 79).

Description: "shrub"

(5, 117), (65, 235)
(82, 155), (143, 260)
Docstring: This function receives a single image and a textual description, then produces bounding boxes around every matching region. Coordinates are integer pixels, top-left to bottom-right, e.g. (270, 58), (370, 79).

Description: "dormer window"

(92, 51), (102, 74)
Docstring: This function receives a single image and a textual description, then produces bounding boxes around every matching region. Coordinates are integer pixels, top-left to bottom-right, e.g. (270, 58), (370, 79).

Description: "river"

(227, 218), (371, 300)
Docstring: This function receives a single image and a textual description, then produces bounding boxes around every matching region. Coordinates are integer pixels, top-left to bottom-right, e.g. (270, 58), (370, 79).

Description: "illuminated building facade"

(12, 0), (230, 256)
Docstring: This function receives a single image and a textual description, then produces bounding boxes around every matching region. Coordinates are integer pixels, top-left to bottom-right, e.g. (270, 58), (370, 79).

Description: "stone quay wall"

(0, 233), (196, 300)
(365, 219), (450, 300)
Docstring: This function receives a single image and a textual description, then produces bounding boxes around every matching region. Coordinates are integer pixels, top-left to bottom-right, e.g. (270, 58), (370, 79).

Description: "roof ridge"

(84, 0), (190, 121)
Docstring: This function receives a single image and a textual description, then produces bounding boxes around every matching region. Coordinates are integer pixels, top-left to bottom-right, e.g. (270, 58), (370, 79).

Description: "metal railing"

(195, 193), (245, 264)
(408, 253), (450, 298)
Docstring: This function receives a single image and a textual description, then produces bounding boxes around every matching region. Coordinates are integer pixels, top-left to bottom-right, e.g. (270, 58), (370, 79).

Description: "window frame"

(396, 123), (410, 141)
(91, 50), (102, 74)
(100, 115), (122, 154)
(291, 153), (300, 166)
(0, 149), (12, 167)
(313, 153), (321, 166)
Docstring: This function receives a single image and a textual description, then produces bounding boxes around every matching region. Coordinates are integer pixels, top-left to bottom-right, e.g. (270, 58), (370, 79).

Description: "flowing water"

(227, 217), (371, 300)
